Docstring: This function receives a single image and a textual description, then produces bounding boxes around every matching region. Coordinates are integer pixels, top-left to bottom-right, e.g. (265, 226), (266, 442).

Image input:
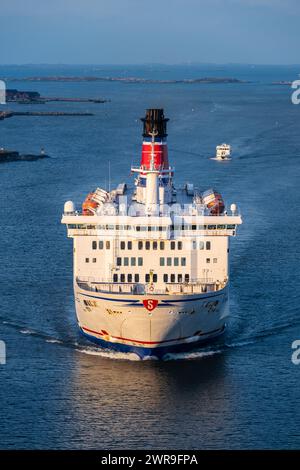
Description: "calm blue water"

(0, 64), (300, 449)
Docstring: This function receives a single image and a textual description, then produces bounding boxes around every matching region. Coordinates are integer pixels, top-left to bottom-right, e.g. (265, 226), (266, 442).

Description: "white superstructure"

(215, 143), (231, 160)
(62, 109), (242, 358)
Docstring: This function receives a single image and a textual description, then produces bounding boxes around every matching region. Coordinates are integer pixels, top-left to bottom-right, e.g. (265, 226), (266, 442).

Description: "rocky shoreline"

(0, 148), (50, 163)
(4, 76), (246, 84)
(0, 110), (94, 120)
(5, 89), (108, 104)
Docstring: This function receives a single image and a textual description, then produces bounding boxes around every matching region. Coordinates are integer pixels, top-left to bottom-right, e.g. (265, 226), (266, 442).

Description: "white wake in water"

(163, 338), (259, 361)
(163, 349), (223, 361)
(75, 345), (142, 361)
(1, 315), (300, 362)
(45, 338), (63, 344)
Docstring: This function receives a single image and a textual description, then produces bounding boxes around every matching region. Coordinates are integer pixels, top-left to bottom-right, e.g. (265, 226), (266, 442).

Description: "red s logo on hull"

(143, 299), (158, 311)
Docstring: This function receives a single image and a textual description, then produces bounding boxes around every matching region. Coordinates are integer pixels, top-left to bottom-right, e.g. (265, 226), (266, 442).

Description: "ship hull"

(74, 282), (229, 359)
(79, 325), (225, 358)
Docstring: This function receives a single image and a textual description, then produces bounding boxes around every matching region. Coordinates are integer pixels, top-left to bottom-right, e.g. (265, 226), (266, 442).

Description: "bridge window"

(99, 241), (104, 249)
(92, 241), (97, 250)
(181, 257), (186, 266)
(113, 274), (118, 282)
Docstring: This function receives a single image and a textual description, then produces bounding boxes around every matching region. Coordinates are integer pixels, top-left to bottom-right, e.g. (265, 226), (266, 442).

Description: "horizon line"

(0, 62), (300, 67)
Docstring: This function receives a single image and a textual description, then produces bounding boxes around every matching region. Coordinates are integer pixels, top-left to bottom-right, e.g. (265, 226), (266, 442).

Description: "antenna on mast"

(108, 160), (111, 192)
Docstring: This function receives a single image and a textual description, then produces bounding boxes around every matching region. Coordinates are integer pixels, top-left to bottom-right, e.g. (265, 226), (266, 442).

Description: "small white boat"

(211, 143), (231, 161)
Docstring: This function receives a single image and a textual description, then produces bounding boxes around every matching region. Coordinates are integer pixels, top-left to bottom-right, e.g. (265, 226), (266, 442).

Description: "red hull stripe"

(81, 326), (221, 345)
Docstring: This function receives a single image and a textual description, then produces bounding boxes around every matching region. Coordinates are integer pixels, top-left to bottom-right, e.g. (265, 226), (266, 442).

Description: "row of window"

(85, 257), (143, 266)
(85, 257), (217, 265)
(91, 240), (211, 251)
(160, 257), (186, 266)
(112, 273), (191, 284)
(130, 240), (185, 250)
(69, 224), (236, 231)
(92, 240), (111, 250)
(116, 257), (143, 266)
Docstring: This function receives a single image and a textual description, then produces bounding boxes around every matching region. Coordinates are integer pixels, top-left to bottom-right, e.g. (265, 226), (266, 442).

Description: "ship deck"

(76, 277), (227, 296)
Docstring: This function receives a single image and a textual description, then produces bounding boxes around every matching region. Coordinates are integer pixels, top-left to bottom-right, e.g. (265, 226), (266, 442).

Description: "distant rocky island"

(0, 110), (94, 121)
(6, 88), (108, 104)
(0, 148), (49, 163)
(6, 76), (246, 84)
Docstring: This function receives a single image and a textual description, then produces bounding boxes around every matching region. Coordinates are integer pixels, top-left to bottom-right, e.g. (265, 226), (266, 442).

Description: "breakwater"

(0, 110), (94, 120)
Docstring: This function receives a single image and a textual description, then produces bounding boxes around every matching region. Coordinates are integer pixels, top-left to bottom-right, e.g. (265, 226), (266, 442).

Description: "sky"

(0, 0), (299, 65)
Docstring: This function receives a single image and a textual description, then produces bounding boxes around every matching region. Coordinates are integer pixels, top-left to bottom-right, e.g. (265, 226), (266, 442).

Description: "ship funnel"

(141, 108), (168, 138)
(140, 108), (169, 170)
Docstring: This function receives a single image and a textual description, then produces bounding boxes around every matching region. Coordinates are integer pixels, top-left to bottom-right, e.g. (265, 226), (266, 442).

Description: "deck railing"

(76, 277), (226, 295)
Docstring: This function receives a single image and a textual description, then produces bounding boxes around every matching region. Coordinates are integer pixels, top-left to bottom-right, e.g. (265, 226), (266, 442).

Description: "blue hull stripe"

(78, 290), (225, 305)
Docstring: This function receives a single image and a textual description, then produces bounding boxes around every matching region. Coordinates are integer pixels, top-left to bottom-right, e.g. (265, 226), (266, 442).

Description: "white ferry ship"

(62, 109), (242, 358)
(212, 143), (231, 161)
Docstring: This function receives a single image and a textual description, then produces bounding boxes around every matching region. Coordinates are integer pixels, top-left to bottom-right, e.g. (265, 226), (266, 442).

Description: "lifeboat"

(82, 188), (109, 215)
(82, 193), (98, 215)
(202, 189), (225, 215)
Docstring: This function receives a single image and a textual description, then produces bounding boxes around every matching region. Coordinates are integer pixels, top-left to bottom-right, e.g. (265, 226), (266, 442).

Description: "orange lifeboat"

(82, 188), (109, 215)
(82, 192), (99, 215)
(202, 189), (225, 215)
